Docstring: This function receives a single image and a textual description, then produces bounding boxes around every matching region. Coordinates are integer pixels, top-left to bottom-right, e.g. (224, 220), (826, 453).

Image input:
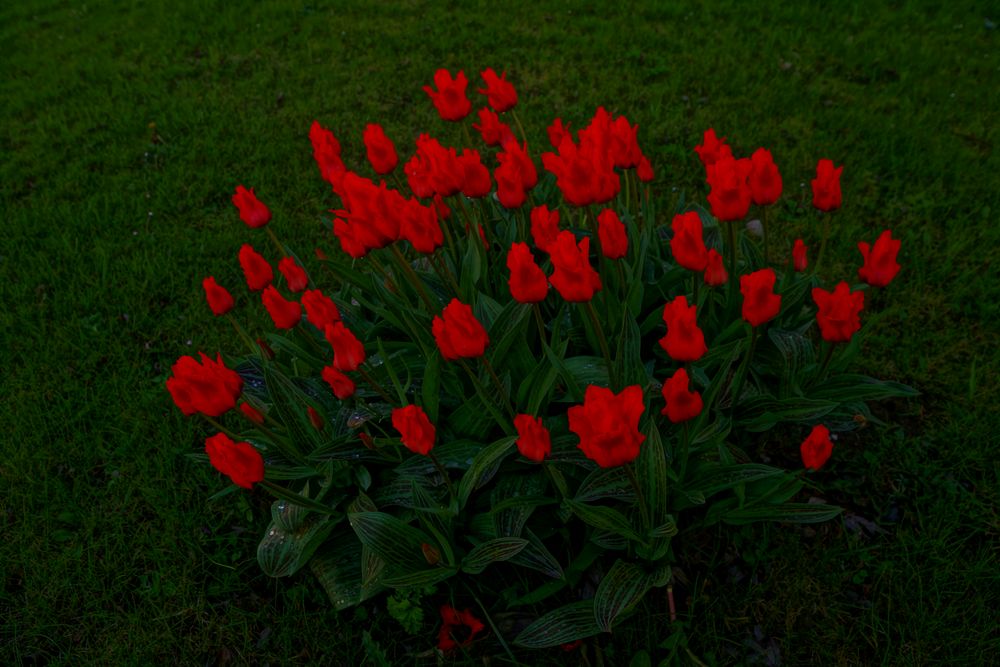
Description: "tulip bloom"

(740, 268), (782, 326)
(473, 107), (514, 146)
(362, 123), (398, 175)
(432, 299), (490, 361)
(749, 148), (782, 205)
(458, 149), (492, 198)
(232, 185), (271, 228)
(812, 282), (864, 343)
(661, 368), (703, 423)
(811, 159), (843, 211)
(202, 277), (234, 316)
(278, 257), (308, 293)
(514, 414), (551, 462)
(597, 209), (628, 259)
(800, 424), (834, 471)
(530, 205), (561, 253)
(204, 433), (264, 489)
(309, 120), (345, 186)
(399, 198), (443, 254)
(547, 117), (572, 149)
(659, 295), (708, 362)
(704, 248), (728, 286)
(301, 289), (341, 331)
(261, 285), (301, 330)
(392, 405), (436, 456)
(166, 352), (243, 417)
(792, 239), (808, 272)
(322, 365), (356, 399)
(569, 384), (646, 468)
(636, 155), (654, 182)
(438, 605), (485, 652)
(324, 322), (366, 371)
(478, 68), (517, 112)
(858, 230), (901, 287)
(706, 155), (753, 221)
(240, 402), (265, 425)
(548, 231), (602, 302)
(423, 69), (471, 121)
(694, 128), (733, 168)
(670, 212), (709, 272)
(506, 242), (548, 303)
(238, 244), (273, 291)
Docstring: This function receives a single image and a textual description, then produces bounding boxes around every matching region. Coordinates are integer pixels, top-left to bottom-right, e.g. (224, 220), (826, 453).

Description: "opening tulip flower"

(548, 231), (602, 302)
(202, 276), (234, 316)
(363, 123), (398, 175)
(858, 229), (901, 287)
(301, 289), (341, 331)
(514, 414), (552, 462)
(423, 69), (471, 121)
(530, 205), (560, 253)
(704, 248), (728, 286)
(473, 107), (514, 146)
(261, 285), (302, 330)
(438, 605), (485, 652)
(569, 385), (646, 468)
(324, 322), (366, 371)
(204, 433), (264, 489)
(506, 242), (548, 303)
(670, 212), (709, 272)
(661, 368), (703, 424)
(813, 282), (864, 342)
(748, 148), (782, 206)
(811, 158), (843, 211)
(741, 268), (782, 326)
(694, 128), (733, 168)
(660, 295), (708, 362)
(706, 155), (753, 221)
(322, 365), (356, 399)
(478, 68), (517, 112)
(166, 352), (243, 417)
(801, 424), (834, 471)
(597, 208), (628, 259)
(231, 185), (271, 228)
(392, 405), (436, 455)
(433, 299), (490, 361)
(278, 257), (308, 293)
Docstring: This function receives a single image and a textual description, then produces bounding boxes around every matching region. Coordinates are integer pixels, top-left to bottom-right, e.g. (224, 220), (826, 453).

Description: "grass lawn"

(2, 0), (998, 664)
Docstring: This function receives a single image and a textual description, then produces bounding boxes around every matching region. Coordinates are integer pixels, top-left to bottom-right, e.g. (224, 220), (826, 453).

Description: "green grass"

(2, 0), (998, 664)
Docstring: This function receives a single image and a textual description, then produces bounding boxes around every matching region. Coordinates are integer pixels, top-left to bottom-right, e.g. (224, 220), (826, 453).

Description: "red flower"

(310, 121), (345, 186)
(548, 231), (602, 302)
(240, 402), (265, 425)
(569, 385), (646, 468)
(514, 414), (551, 462)
(661, 368), (703, 423)
(231, 185), (271, 228)
(478, 68), (517, 112)
(694, 128), (733, 168)
(659, 295), (708, 362)
(392, 405), (436, 456)
(458, 149), (492, 198)
(322, 365), (356, 399)
(506, 242), (548, 303)
(495, 159), (526, 208)
(473, 107), (514, 146)
(411, 135), (465, 197)
(238, 244), (273, 291)
(547, 117), (572, 149)
(670, 212), (709, 272)
(432, 299), (489, 361)
(597, 208), (628, 259)
(858, 230), (901, 287)
(749, 148), (782, 206)
(307, 406), (325, 431)
(706, 155), (753, 221)
(363, 123), (398, 175)
(740, 268), (782, 326)
(333, 173), (402, 250)
(202, 277), (234, 316)
(542, 128), (619, 207)
(278, 257), (308, 292)
(261, 285), (301, 329)
(704, 248), (728, 286)
(811, 159), (843, 211)
(333, 217), (369, 259)
(800, 424), (834, 471)
(530, 205), (561, 253)
(437, 605), (485, 652)
(205, 433), (264, 489)
(166, 352), (243, 417)
(637, 155), (654, 182)
(609, 115), (642, 169)
(812, 282), (864, 342)
(792, 239), (808, 272)
(423, 69), (471, 121)
(399, 198), (443, 254)
(301, 289), (341, 331)
(324, 322), (366, 371)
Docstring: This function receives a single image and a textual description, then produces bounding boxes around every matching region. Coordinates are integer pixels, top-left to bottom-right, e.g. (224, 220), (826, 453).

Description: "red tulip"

(740, 268), (782, 326)
(800, 424), (833, 471)
(392, 405), (436, 456)
(324, 322), (366, 372)
(858, 230), (901, 287)
(432, 299), (490, 361)
(363, 123), (398, 175)
(670, 212), (709, 272)
(166, 352), (243, 417)
(547, 117), (572, 149)
(438, 605), (485, 652)
(309, 120), (345, 186)
(278, 257), (308, 292)
(812, 282), (864, 342)
(204, 433), (264, 489)
(694, 129), (733, 168)
(792, 239), (808, 272)
(473, 107), (514, 146)
(238, 244), (273, 291)
(659, 295), (708, 362)
(423, 69), (471, 121)
(704, 248), (728, 286)
(506, 242), (548, 303)
(478, 68), (517, 112)
(322, 365), (356, 399)
(399, 198), (443, 254)
(458, 149), (492, 198)
(495, 158), (527, 208)
(706, 155), (753, 221)
(202, 277), (234, 316)
(749, 148), (782, 205)
(301, 289), (341, 331)
(240, 402), (265, 425)
(261, 285), (301, 330)
(597, 209), (628, 259)
(568, 384), (646, 468)
(636, 155), (654, 182)
(609, 115), (642, 169)
(661, 368), (703, 423)
(232, 185), (271, 228)
(811, 159), (843, 211)
(514, 414), (551, 462)
(307, 406), (325, 431)
(530, 205), (561, 253)
(548, 231), (602, 302)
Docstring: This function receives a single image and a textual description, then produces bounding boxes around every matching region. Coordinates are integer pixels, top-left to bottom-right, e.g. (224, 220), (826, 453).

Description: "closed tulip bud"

(670, 212), (709, 272)
(704, 248), (728, 286)
(202, 276), (234, 316)
(801, 424), (834, 471)
(792, 239), (808, 272)
(363, 123), (398, 175)
(749, 148), (782, 205)
(204, 433), (264, 489)
(261, 285), (301, 330)
(740, 268), (782, 327)
(597, 209), (628, 259)
(231, 185), (271, 228)
(811, 159), (843, 211)
(238, 244), (273, 291)
(858, 230), (901, 287)
(392, 405), (436, 455)
(432, 299), (490, 361)
(278, 257), (308, 293)
(659, 295), (708, 362)
(514, 414), (552, 462)
(636, 155), (654, 182)
(324, 322), (366, 372)
(661, 368), (703, 423)
(506, 242), (548, 303)
(322, 365), (356, 400)
(240, 402), (265, 425)
(307, 406), (325, 431)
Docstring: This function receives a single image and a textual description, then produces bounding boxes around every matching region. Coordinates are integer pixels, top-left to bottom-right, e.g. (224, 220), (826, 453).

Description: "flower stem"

(532, 303), (547, 346)
(458, 359), (514, 435)
(481, 356), (516, 420)
(726, 220), (739, 307)
(428, 451), (456, 503)
(583, 301), (616, 389)
(202, 415), (239, 440)
(762, 205), (771, 265)
(389, 245), (436, 310)
(510, 108), (529, 146)
(358, 366), (396, 405)
(731, 325), (759, 411)
(814, 211), (831, 275)
(817, 341), (836, 381)
(226, 314), (259, 357)
(265, 227), (288, 258)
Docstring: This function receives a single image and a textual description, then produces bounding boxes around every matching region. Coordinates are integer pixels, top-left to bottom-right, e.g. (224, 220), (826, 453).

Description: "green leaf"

(513, 600), (602, 649)
(637, 420), (669, 526)
(574, 467), (635, 504)
(683, 463), (786, 499)
(649, 518), (678, 538)
(309, 528), (380, 610)
(565, 499), (643, 542)
(491, 472), (547, 537)
(722, 502), (843, 525)
(542, 341), (585, 402)
(421, 352), (440, 423)
(809, 374), (919, 403)
(457, 436), (517, 509)
(461, 537), (529, 574)
(381, 567), (457, 589)
(257, 506), (338, 577)
(508, 528), (564, 579)
(737, 396), (838, 432)
(259, 480), (341, 516)
(594, 559), (654, 632)
(347, 511), (435, 569)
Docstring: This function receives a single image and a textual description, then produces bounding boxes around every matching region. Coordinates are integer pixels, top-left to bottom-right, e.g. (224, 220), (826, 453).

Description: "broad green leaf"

(347, 511), (435, 569)
(809, 374), (919, 403)
(491, 472), (547, 537)
(722, 502), (843, 525)
(309, 528), (379, 610)
(565, 499), (643, 542)
(683, 463), (786, 499)
(257, 502), (339, 577)
(594, 559), (654, 632)
(513, 600), (602, 649)
(381, 567), (457, 589)
(457, 436), (517, 508)
(649, 518), (678, 538)
(421, 352), (440, 423)
(574, 467), (635, 504)
(508, 528), (564, 579)
(461, 537), (529, 574)
(738, 396), (838, 431)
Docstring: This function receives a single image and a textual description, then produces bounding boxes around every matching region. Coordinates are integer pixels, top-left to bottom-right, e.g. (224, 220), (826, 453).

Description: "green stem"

(430, 251), (462, 298)
(817, 342), (836, 381)
(389, 245), (436, 310)
(583, 301), (616, 389)
(458, 359), (514, 435)
(624, 463), (650, 532)
(481, 356), (516, 420)
(226, 314), (258, 357)
(357, 366), (396, 405)
(265, 227), (287, 258)
(814, 211), (832, 275)
(428, 451), (456, 504)
(731, 325), (760, 411)
(202, 415), (240, 440)
(762, 205), (771, 266)
(726, 220), (739, 307)
(532, 303), (547, 346)
(510, 108), (529, 146)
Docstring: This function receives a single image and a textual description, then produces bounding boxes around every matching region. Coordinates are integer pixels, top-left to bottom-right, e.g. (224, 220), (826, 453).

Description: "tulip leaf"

(737, 396), (838, 431)
(461, 537), (529, 574)
(347, 511), (435, 570)
(257, 501), (340, 578)
(507, 528), (565, 579)
(565, 499), (643, 543)
(309, 527), (380, 610)
(574, 467), (635, 504)
(808, 374), (919, 403)
(491, 472), (547, 537)
(513, 600), (602, 649)
(457, 435), (517, 509)
(722, 502), (844, 525)
(594, 559), (654, 632)
(684, 463), (787, 499)
(421, 352), (440, 423)
(381, 567), (458, 589)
